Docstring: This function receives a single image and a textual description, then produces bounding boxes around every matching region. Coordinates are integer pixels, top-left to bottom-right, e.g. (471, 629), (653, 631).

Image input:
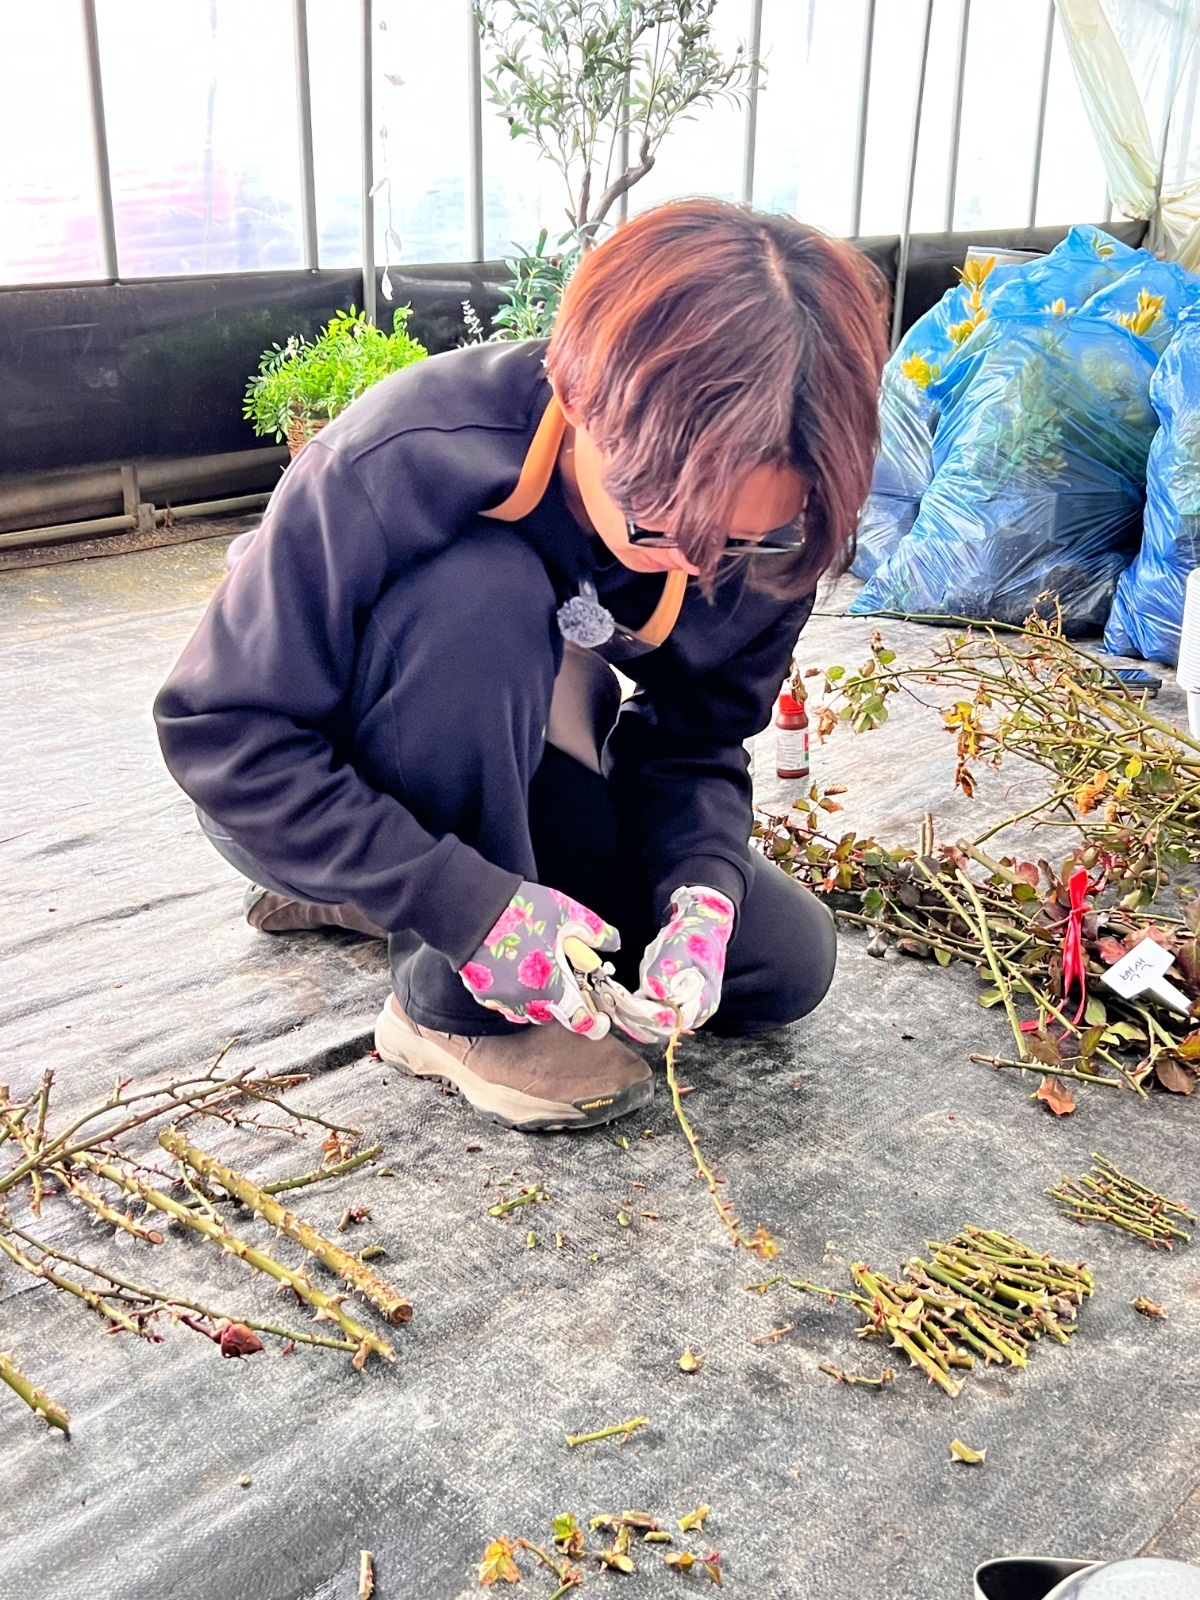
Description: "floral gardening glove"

(458, 882), (620, 1036)
(628, 886), (736, 1041)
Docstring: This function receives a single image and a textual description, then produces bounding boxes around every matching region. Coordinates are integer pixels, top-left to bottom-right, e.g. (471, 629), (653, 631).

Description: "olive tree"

(476, 0), (758, 241)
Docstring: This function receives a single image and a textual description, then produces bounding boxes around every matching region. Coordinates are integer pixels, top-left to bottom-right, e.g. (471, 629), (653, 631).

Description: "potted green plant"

(244, 306), (428, 456)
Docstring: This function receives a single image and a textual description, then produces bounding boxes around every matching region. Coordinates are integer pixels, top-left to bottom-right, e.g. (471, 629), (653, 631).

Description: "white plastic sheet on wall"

(1054, 0), (1200, 266)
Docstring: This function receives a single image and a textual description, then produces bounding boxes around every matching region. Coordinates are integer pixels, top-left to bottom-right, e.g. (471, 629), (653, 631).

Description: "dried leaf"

(747, 1224), (779, 1260)
(678, 1347), (703, 1373)
(1035, 1076), (1076, 1116)
(703, 1552), (724, 1587)
(1027, 1031), (1064, 1068)
(478, 1538), (521, 1585)
(352, 1339), (371, 1373)
(218, 1322), (264, 1359)
(949, 1437), (986, 1464)
(1014, 861), (1040, 887)
(1175, 1029), (1200, 1062)
(1155, 1056), (1196, 1095)
(664, 1551), (696, 1572)
(1132, 1295), (1166, 1318)
(678, 1505), (710, 1533)
(1098, 937), (1128, 965)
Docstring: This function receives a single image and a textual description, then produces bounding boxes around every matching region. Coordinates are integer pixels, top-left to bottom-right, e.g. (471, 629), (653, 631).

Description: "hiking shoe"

(374, 995), (653, 1132)
(243, 885), (386, 938)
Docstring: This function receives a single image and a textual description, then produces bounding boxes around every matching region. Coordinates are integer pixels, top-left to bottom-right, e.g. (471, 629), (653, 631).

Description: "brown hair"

(545, 198), (889, 595)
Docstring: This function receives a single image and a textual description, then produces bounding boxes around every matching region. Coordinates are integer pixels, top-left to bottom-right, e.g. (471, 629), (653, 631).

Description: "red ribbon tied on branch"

(1060, 866), (1091, 1025)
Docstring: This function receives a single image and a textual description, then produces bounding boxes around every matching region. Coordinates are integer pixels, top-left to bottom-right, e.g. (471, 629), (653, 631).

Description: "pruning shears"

(562, 936), (698, 1043)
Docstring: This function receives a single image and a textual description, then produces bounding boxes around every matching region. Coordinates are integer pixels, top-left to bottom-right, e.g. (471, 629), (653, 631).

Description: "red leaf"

(218, 1322), (264, 1359)
(1015, 862), (1040, 887)
(1035, 1076), (1076, 1116)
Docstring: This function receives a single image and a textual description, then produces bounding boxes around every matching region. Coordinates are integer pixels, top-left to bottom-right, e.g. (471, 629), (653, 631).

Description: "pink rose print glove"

(631, 886), (735, 1039)
(458, 881), (620, 1036)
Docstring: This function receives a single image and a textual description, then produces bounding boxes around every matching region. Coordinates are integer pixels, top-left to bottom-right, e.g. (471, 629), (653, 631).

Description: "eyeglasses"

(625, 518), (805, 557)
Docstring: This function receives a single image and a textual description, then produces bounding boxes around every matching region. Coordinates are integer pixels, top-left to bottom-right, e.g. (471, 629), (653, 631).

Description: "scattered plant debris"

(817, 1362), (894, 1389)
(949, 1438), (986, 1464)
(1132, 1295), (1167, 1317)
(479, 1507), (720, 1592)
(564, 1416), (647, 1448)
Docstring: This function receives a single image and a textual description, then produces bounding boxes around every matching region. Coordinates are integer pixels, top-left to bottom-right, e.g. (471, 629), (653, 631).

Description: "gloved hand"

(630, 886), (735, 1039)
(458, 882), (620, 1036)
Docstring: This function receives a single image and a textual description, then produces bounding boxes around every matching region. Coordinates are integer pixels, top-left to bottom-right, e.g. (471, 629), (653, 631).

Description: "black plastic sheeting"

(1, 537), (1196, 1600)
(0, 264), (509, 475)
(0, 223), (1147, 480)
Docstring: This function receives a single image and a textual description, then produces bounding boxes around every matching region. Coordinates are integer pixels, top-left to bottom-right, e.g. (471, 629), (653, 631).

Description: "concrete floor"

(1, 533), (1197, 1600)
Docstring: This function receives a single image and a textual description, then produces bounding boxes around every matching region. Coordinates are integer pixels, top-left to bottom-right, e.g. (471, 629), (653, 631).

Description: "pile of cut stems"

(792, 1228), (1093, 1398)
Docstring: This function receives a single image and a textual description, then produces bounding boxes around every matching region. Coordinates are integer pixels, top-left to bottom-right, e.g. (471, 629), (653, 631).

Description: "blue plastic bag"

(852, 228), (1141, 582)
(851, 307), (1162, 632)
(1104, 310), (1200, 663)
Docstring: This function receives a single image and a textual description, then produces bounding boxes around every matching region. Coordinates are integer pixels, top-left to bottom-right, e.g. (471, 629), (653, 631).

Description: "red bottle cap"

(777, 692), (806, 717)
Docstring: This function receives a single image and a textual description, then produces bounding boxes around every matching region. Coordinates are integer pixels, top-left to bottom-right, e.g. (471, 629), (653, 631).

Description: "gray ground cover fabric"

(1, 539), (1197, 1600)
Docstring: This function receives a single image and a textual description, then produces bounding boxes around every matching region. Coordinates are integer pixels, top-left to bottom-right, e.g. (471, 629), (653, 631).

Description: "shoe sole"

(374, 1004), (652, 1132)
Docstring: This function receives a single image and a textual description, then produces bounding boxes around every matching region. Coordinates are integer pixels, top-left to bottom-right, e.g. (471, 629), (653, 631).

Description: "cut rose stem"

(51, 1165), (166, 1244)
(157, 1129), (411, 1327)
(970, 1055), (1124, 1087)
(564, 1416), (647, 1448)
(2, 1225), (358, 1354)
(0, 1228), (143, 1336)
(0, 1349), (70, 1436)
(73, 1154), (394, 1362)
(664, 1019), (776, 1259)
(261, 1144), (383, 1195)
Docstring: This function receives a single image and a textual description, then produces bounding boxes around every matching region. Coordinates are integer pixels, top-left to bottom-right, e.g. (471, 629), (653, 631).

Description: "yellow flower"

(958, 256), (996, 290)
(1048, 298), (1068, 315)
(901, 353), (940, 388)
(1117, 289), (1166, 338)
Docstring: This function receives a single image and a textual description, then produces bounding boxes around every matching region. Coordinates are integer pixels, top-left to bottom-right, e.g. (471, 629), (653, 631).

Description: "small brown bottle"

(775, 691), (810, 780)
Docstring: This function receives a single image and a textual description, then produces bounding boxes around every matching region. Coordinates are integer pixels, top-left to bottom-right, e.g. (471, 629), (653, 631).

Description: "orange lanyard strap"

(482, 393), (686, 650)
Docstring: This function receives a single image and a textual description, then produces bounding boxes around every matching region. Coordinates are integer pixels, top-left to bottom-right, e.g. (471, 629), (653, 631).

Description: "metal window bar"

(890, 0), (935, 352)
(1027, 0), (1056, 228)
(467, 0), (485, 260)
(617, 62), (631, 223)
(80, 0), (118, 281)
(741, 0), (764, 205)
(293, 0), (319, 270)
(849, 0), (877, 238)
(944, 0), (971, 233)
(361, 0), (377, 323)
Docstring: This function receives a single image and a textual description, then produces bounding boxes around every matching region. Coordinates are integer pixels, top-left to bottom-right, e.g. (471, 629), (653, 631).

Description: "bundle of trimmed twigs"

(790, 1228), (1094, 1399)
(1048, 1153), (1195, 1247)
(813, 614), (1200, 908)
(0, 1053), (406, 1435)
(753, 803), (1200, 1103)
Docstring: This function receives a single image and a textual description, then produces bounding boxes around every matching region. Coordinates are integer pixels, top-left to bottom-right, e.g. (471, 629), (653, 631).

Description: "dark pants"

(200, 527), (836, 1037)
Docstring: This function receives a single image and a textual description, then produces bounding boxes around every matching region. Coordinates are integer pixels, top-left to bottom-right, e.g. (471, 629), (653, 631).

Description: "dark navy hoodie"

(154, 340), (813, 966)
